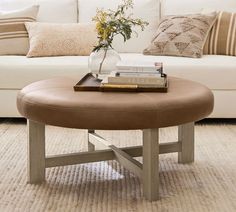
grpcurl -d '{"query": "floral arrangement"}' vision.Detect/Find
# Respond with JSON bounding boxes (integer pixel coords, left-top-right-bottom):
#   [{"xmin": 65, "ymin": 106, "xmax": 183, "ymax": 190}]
[
  {"xmin": 92, "ymin": 0, "xmax": 148, "ymax": 52},
  {"xmin": 91, "ymin": 0, "xmax": 148, "ymax": 75},
  {"xmin": 93, "ymin": 0, "xmax": 148, "ymax": 73}
]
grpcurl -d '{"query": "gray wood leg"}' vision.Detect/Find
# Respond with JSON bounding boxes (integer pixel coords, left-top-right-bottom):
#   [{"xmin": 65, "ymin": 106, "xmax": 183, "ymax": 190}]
[
  {"xmin": 27, "ymin": 119, "xmax": 45, "ymax": 184},
  {"xmin": 178, "ymin": 122, "xmax": 194, "ymax": 164},
  {"xmin": 142, "ymin": 129, "xmax": 159, "ymax": 201},
  {"xmin": 87, "ymin": 130, "xmax": 95, "ymax": 151}
]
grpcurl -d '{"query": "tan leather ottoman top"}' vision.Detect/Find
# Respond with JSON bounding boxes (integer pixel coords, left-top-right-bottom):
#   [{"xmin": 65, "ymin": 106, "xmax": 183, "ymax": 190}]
[{"xmin": 17, "ymin": 77, "xmax": 214, "ymax": 130}]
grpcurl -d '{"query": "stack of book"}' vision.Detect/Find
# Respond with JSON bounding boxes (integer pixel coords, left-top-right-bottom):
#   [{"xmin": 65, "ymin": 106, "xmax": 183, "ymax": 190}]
[
  {"xmin": 74, "ymin": 62, "xmax": 168, "ymax": 92},
  {"xmin": 101, "ymin": 62, "xmax": 167, "ymax": 91},
  {"xmin": 116, "ymin": 61, "xmax": 163, "ymax": 72}
]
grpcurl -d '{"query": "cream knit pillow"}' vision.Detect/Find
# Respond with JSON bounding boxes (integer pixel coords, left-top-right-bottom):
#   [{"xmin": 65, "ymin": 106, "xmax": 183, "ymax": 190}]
[{"xmin": 25, "ymin": 22, "xmax": 98, "ymax": 57}]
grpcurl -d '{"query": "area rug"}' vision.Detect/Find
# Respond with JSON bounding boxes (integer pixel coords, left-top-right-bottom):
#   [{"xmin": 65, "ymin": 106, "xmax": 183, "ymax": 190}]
[{"xmin": 0, "ymin": 119, "xmax": 235, "ymax": 212}]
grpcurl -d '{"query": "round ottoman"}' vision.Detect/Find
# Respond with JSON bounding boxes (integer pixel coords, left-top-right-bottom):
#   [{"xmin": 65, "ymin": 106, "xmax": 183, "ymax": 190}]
[{"xmin": 17, "ymin": 77, "xmax": 214, "ymax": 201}]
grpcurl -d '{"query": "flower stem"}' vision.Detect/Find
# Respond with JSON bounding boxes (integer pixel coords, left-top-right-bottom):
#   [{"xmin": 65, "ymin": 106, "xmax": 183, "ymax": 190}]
[{"xmin": 98, "ymin": 48, "xmax": 108, "ymax": 75}]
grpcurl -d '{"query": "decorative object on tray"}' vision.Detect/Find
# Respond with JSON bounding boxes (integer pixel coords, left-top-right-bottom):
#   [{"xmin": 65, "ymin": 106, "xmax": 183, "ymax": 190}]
[
  {"xmin": 88, "ymin": 0, "xmax": 148, "ymax": 78},
  {"xmin": 88, "ymin": 48, "xmax": 121, "ymax": 76},
  {"xmin": 74, "ymin": 62, "xmax": 168, "ymax": 92}
]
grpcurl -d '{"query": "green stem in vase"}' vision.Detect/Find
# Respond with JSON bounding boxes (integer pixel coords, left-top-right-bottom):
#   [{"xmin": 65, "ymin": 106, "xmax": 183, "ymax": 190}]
[{"xmin": 98, "ymin": 48, "xmax": 108, "ymax": 75}]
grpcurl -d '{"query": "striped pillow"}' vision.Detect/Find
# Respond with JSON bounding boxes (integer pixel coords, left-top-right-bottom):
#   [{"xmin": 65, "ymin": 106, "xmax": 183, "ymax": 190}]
[
  {"xmin": 0, "ymin": 5, "xmax": 39, "ymax": 55},
  {"xmin": 204, "ymin": 11, "xmax": 236, "ymax": 56}
]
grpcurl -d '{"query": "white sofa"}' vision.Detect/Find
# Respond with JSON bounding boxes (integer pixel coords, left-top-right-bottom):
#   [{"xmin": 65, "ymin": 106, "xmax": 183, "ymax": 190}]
[{"xmin": 0, "ymin": 0, "xmax": 236, "ymax": 118}]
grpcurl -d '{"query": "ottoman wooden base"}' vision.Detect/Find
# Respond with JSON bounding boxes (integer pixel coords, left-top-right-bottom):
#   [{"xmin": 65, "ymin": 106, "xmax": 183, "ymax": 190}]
[{"xmin": 27, "ymin": 120, "xmax": 194, "ymax": 201}]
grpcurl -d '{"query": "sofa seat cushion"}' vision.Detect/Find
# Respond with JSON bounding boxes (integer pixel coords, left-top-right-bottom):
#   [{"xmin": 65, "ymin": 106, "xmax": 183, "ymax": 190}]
[
  {"xmin": 0, "ymin": 56, "xmax": 89, "ymax": 89},
  {"xmin": 0, "ymin": 54, "xmax": 235, "ymax": 90},
  {"xmin": 119, "ymin": 54, "xmax": 236, "ymax": 90}
]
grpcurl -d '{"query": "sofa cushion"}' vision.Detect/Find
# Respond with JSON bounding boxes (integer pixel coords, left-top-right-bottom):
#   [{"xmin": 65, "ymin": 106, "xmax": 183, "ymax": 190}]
[
  {"xmin": 25, "ymin": 22, "xmax": 97, "ymax": 57},
  {"xmin": 0, "ymin": 0, "xmax": 78, "ymax": 23},
  {"xmin": 143, "ymin": 12, "xmax": 217, "ymax": 58},
  {"xmin": 162, "ymin": 0, "xmax": 236, "ymax": 16},
  {"xmin": 0, "ymin": 56, "xmax": 89, "ymax": 89},
  {"xmin": 119, "ymin": 54, "xmax": 236, "ymax": 90},
  {"xmin": 0, "ymin": 5, "xmax": 39, "ymax": 55},
  {"xmin": 204, "ymin": 11, "xmax": 236, "ymax": 56},
  {"xmin": 78, "ymin": 0, "xmax": 159, "ymax": 53},
  {"xmin": 0, "ymin": 54, "xmax": 236, "ymax": 90}
]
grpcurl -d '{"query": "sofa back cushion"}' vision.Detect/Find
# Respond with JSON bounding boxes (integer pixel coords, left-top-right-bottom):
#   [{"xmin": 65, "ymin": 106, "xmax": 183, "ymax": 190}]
[
  {"xmin": 0, "ymin": 5, "xmax": 39, "ymax": 55},
  {"xmin": 78, "ymin": 0, "xmax": 160, "ymax": 53},
  {"xmin": 0, "ymin": 0, "xmax": 78, "ymax": 23},
  {"xmin": 162, "ymin": 0, "xmax": 236, "ymax": 16}
]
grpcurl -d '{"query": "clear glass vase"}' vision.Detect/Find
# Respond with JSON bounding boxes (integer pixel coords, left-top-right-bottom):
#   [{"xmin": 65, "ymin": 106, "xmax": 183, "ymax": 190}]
[{"xmin": 88, "ymin": 48, "xmax": 121, "ymax": 77}]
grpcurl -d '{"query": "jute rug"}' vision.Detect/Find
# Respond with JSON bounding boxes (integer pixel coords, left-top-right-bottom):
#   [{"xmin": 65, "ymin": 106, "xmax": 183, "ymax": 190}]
[{"xmin": 0, "ymin": 119, "xmax": 235, "ymax": 212}]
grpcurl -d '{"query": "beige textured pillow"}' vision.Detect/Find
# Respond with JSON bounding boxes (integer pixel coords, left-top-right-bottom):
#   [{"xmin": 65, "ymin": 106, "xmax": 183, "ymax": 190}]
[
  {"xmin": 0, "ymin": 5, "xmax": 39, "ymax": 55},
  {"xmin": 25, "ymin": 22, "xmax": 98, "ymax": 57},
  {"xmin": 204, "ymin": 11, "xmax": 236, "ymax": 56},
  {"xmin": 143, "ymin": 12, "xmax": 217, "ymax": 58}
]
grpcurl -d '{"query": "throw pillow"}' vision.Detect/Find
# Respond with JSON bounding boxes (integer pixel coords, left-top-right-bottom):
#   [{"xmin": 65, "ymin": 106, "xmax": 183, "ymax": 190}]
[
  {"xmin": 143, "ymin": 12, "xmax": 217, "ymax": 58},
  {"xmin": 204, "ymin": 11, "xmax": 236, "ymax": 56},
  {"xmin": 25, "ymin": 22, "xmax": 98, "ymax": 57},
  {"xmin": 0, "ymin": 5, "xmax": 39, "ymax": 55}
]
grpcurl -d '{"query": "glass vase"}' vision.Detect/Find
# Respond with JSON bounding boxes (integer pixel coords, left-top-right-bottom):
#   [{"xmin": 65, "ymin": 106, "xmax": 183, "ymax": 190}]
[{"xmin": 88, "ymin": 48, "xmax": 121, "ymax": 78}]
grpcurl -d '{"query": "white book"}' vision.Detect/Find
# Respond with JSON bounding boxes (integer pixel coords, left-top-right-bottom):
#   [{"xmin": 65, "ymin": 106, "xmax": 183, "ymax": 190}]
[
  {"xmin": 116, "ymin": 61, "xmax": 163, "ymax": 72},
  {"xmin": 102, "ymin": 71, "xmax": 166, "ymax": 86}
]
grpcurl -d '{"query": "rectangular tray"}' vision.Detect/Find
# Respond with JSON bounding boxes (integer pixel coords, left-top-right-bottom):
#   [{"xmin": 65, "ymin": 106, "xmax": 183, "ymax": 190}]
[{"xmin": 74, "ymin": 73, "xmax": 168, "ymax": 92}]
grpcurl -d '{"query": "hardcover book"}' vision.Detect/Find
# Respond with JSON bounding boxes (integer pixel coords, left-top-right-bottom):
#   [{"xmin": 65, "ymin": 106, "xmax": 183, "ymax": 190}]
[
  {"xmin": 116, "ymin": 61, "xmax": 163, "ymax": 72},
  {"xmin": 103, "ymin": 70, "xmax": 165, "ymax": 86}
]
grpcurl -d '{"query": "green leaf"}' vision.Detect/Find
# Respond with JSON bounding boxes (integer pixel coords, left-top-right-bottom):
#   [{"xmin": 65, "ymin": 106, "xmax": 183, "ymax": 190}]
[{"xmin": 92, "ymin": 0, "xmax": 149, "ymax": 50}]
